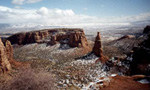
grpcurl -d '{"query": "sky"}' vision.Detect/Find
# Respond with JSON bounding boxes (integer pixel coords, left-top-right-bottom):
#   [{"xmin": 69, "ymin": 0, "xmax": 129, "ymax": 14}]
[{"xmin": 0, "ymin": 0, "xmax": 150, "ymax": 28}]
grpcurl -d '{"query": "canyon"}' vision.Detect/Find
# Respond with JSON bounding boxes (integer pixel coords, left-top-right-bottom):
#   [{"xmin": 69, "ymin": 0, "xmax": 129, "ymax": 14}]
[{"xmin": 0, "ymin": 26, "xmax": 150, "ymax": 90}]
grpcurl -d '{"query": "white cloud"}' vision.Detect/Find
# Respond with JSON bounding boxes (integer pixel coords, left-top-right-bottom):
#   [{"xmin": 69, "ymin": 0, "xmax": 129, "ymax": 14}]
[
  {"xmin": 37, "ymin": 7, "xmax": 49, "ymax": 15},
  {"xmin": 0, "ymin": 6, "xmax": 150, "ymax": 28},
  {"xmin": 26, "ymin": 0, "xmax": 42, "ymax": 3},
  {"xmin": 12, "ymin": 0, "xmax": 42, "ymax": 5},
  {"xmin": 83, "ymin": 8, "xmax": 88, "ymax": 11}
]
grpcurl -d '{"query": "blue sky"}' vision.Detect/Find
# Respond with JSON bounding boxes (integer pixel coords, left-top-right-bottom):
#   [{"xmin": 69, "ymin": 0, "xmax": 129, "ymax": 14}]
[
  {"xmin": 0, "ymin": 0, "xmax": 150, "ymax": 27},
  {"xmin": 0, "ymin": 0, "xmax": 150, "ymax": 17}
]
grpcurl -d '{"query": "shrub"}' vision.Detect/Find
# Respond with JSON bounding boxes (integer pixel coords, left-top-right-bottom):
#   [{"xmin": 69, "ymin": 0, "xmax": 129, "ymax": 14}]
[{"xmin": 0, "ymin": 68, "xmax": 56, "ymax": 90}]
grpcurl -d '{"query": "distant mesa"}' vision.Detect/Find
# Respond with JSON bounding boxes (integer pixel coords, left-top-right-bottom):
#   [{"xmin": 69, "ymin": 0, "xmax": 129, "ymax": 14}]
[
  {"xmin": 7, "ymin": 28, "xmax": 89, "ymax": 48},
  {"xmin": 117, "ymin": 35, "xmax": 135, "ymax": 41}
]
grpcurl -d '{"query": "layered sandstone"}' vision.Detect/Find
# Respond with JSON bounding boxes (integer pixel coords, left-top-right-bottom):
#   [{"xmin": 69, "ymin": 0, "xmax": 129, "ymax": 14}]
[
  {"xmin": 5, "ymin": 40, "xmax": 14, "ymax": 61},
  {"xmin": 93, "ymin": 32, "xmax": 108, "ymax": 63},
  {"xmin": 8, "ymin": 28, "xmax": 88, "ymax": 48},
  {"xmin": 0, "ymin": 38, "xmax": 11, "ymax": 73},
  {"xmin": 7, "ymin": 30, "xmax": 49, "ymax": 45},
  {"xmin": 93, "ymin": 32, "xmax": 102, "ymax": 57}
]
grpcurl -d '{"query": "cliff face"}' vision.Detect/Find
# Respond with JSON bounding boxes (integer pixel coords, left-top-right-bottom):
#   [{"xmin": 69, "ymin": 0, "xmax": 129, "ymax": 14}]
[
  {"xmin": 129, "ymin": 26, "xmax": 150, "ymax": 75},
  {"xmin": 7, "ymin": 30, "xmax": 49, "ymax": 45},
  {"xmin": 7, "ymin": 28, "xmax": 88, "ymax": 48},
  {"xmin": 0, "ymin": 38, "xmax": 11, "ymax": 73},
  {"xmin": 124, "ymin": 25, "xmax": 150, "ymax": 75},
  {"xmin": 5, "ymin": 40, "xmax": 14, "ymax": 61},
  {"xmin": 69, "ymin": 32, "xmax": 88, "ymax": 48}
]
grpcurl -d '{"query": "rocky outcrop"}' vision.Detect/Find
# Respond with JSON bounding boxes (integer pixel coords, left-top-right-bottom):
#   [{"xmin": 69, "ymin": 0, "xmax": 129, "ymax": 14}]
[
  {"xmin": 8, "ymin": 28, "xmax": 88, "ymax": 48},
  {"xmin": 93, "ymin": 32, "xmax": 102, "ymax": 57},
  {"xmin": 128, "ymin": 26, "xmax": 150, "ymax": 75},
  {"xmin": 0, "ymin": 38, "xmax": 11, "ymax": 73},
  {"xmin": 93, "ymin": 32, "xmax": 108, "ymax": 63},
  {"xmin": 5, "ymin": 40, "xmax": 22, "ymax": 67},
  {"xmin": 49, "ymin": 31, "xmax": 88, "ymax": 48},
  {"xmin": 0, "ymin": 38, "xmax": 24, "ymax": 74},
  {"xmin": 69, "ymin": 32, "xmax": 88, "ymax": 48},
  {"xmin": 5, "ymin": 40, "xmax": 14, "ymax": 61},
  {"xmin": 143, "ymin": 25, "xmax": 150, "ymax": 34},
  {"xmin": 7, "ymin": 30, "xmax": 50, "ymax": 45},
  {"xmin": 117, "ymin": 35, "xmax": 135, "ymax": 41},
  {"xmin": 49, "ymin": 36, "xmax": 58, "ymax": 45},
  {"xmin": 100, "ymin": 75, "xmax": 150, "ymax": 90}
]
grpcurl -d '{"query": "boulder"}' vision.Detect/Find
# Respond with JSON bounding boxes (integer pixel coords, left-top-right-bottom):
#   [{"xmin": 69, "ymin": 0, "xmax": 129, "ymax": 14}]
[{"xmin": 0, "ymin": 38, "xmax": 11, "ymax": 73}]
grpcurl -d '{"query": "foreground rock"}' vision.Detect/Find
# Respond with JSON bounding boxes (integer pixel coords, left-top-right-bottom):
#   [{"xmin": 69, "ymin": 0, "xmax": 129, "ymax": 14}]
[
  {"xmin": 0, "ymin": 38, "xmax": 11, "ymax": 73},
  {"xmin": 100, "ymin": 75, "xmax": 150, "ymax": 90},
  {"xmin": 127, "ymin": 26, "xmax": 150, "ymax": 75},
  {"xmin": 143, "ymin": 25, "xmax": 150, "ymax": 34},
  {"xmin": 0, "ymin": 38, "xmax": 25, "ymax": 74},
  {"xmin": 8, "ymin": 28, "xmax": 89, "ymax": 48},
  {"xmin": 5, "ymin": 40, "xmax": 14, "ymax": 61},
  {"xmin": 93, "ymin": 32, "xmax": 108, "ymax": 63}
]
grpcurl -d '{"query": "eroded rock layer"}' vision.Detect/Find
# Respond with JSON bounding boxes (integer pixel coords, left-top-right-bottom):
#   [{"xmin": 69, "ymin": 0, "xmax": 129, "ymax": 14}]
[
  {"xmin": 93, "ymin": 32, "xmax": 108, "ymax": 63},
  {"xmin": 7, "ymin": 28, "xmax": 88, "ymax": 48},
  {"xmin": 93, "ymin": 32, "xmax": 102, "ymax": 57},
  {"xmin": 0, "ymin": 38, "xmax": 11, "ymax": 73}
]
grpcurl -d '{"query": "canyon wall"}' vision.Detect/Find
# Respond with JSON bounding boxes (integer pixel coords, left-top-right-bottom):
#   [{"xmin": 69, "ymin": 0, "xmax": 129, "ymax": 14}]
[{"xmin": 7, "ymin": 28, "xmax": 88, "ymax": 48}]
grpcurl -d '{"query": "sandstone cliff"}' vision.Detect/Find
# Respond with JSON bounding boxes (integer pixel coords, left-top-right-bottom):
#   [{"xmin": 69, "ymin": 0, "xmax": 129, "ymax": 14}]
[
  {"xmin": 7, "ymin": 28, "xmax": 88, "ymax": 48},
  {"xmin": 0, "ymin": 38, "xmax": 11, "ymax": 73}
]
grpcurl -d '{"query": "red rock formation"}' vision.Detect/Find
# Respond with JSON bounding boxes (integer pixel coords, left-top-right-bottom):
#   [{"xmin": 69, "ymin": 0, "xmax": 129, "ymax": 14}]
[
  {"xmin": 117, "ymin": 35, "xmax": 135, "ymax": 41},
  {"xmin": 93, "ymin": 32, "xmax": 102, "ymax": 56},
  {"xmin": 49, "ymin": 36, "xmax": 58, "ymax": 45},
  {"xmin": 69, "ymin": 32, "xmax": 88, "ymax": 48},
  {"xmin": 93, "ymin": 32, "xmax": 108, "ymax": 63},
  {"xmin": 5, "ymin": 40, "xmax": 14, "ymax": 61},
  {"xmin": 100, "ymin": 75, "xmax": 150, "ymax": 90},
  {"xmin": 5, "ymin": 40, "xmax": 23, "ymax": 67},
  {"xmin": 7, "ymin": 30, "xmax": 50, "ymax": 45},
  {"xmin": 7, "ymin": 28, "xmax": 87, "ymax": 48},
  {"xmin": 49, "ymin": 31, "xmax": 89, "ymax": 48},
  {"xmin": 0, "ymin": 38, "xmax": 11, "ymax": 73}
]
